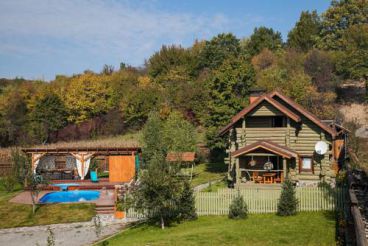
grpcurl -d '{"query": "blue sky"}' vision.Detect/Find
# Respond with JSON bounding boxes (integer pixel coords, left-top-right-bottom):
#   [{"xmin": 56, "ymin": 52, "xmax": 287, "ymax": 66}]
[{"xmin": 0, "ymin": 0, "xmax": 331, "ymax": 81}]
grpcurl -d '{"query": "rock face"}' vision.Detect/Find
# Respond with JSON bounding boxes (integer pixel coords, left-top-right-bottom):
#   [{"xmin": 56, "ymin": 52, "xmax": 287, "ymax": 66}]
[{"xmin": 356, "ymin": 127, "xmax": 368, "ymax": 139}]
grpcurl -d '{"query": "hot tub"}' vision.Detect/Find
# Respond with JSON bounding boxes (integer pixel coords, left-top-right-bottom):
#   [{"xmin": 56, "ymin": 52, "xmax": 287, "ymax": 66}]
[{"xmin": 39, "ymin": 190, "xmax": 100, "ymax": 203}]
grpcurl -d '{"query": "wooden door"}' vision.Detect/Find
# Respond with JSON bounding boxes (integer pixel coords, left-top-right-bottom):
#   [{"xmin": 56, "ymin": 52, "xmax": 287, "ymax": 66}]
[{"xmin": 109, "ymin": 155, "xmax": 135, "ymax": 182}]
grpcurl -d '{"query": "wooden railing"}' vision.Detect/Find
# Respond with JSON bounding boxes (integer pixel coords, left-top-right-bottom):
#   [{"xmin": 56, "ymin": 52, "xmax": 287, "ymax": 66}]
[{"xmin": 127, "ymin": 186, "xmax": 347, "ymax": 218}]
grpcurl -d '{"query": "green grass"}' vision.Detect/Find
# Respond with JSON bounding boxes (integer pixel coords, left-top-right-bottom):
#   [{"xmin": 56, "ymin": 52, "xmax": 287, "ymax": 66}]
[
  {"xmin": 101, "ymin": 212, "xmax": 336, "ymax": 246},
  {"xmin": 190, "ymin": 162, "xmax": 227, "ymax": 187},
  {"xmin": 0, "ymin": 190, "xmax": 95, "ymax": 229},
  {"xmin": 202, "ymin": 179, "xmax": 228, "ymax": 192}
]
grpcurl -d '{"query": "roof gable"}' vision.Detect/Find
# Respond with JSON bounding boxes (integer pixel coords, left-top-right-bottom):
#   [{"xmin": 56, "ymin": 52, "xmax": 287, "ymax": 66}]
[
  {"xmin": 268, "ymin": 91, "xmax": 336, "ymax": 137},
  {"xmin": 231, "ymin": 140, "xmax": 298, "ymax": 159},
  {"xmin": 219, "ymin": 94, "xmax": 301, "ymax": 135}
]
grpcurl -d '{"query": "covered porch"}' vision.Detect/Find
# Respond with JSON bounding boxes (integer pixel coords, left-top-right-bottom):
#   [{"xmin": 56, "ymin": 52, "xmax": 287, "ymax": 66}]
[{"xmin": 231, "ymin": 141, "xmax": 298, "ymax": 185}]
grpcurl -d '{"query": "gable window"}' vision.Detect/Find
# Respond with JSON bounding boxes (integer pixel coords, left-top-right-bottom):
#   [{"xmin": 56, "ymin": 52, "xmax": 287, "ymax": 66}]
[
  {"xmin": 272, "ymin": 116, "xmax": 285, "ymax": 127},
  {"xmin": 300, "ymin": 157, "xmax": 313, "ymax": 173}
]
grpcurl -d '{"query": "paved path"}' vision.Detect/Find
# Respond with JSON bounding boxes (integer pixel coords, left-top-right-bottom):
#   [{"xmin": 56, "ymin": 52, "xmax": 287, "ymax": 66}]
[
  {"xmin": 193, "ymin": 179, "xmax": 221, "ymax": 192},
  {"xmin": 0, "ymin": 216, "xmax": 137, "ymax": 246}
]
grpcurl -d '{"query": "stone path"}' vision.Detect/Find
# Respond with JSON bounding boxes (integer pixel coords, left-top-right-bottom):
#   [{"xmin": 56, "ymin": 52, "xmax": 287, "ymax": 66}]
[{"xmin": 0, "ymin": 215, "xmax": 138, "ymax": 246}]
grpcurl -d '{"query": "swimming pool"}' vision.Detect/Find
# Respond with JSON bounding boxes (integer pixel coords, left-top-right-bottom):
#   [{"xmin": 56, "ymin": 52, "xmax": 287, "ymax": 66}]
[{"xmin": 39, "ymin": 190, "xmax": 100, "ymax": 203}]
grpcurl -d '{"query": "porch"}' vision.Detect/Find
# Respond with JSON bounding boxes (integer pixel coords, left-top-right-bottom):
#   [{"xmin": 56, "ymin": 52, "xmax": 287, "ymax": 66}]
[{"xmin": 231, "ymin": 140, "xmax": 298, "ymax": 185}]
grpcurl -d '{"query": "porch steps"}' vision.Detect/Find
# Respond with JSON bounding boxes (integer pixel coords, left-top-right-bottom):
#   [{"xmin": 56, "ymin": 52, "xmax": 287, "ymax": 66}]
[{"xmin": 95, "ymin": 204, "xmax": 115, "ymax": 215}]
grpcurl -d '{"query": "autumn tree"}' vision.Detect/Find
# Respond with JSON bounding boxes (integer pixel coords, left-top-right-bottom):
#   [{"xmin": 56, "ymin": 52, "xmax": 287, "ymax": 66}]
[
  {"xmin": 28, "ymin": 92, "xmax": 68, "ymax": 143},
  {"xmin": 304, "ymin": 49, "xmax": 336, "ymax": 91},
  {"xmin": 64, "ymin": 73, "xmax": 114, "ymax": 123}
]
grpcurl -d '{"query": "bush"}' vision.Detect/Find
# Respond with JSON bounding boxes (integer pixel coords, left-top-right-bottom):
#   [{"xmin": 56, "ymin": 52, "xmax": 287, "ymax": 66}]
[
  {"xmin": 277, "ymin": 179, "xmax": 298, "ymax": 216},
  {"xmin": 228, "ymin": 192, "xmax": 248, "ymax": 219},
  {"xmin": 1, "ymin": 175, "xmax": 17, "ymax": 192}
]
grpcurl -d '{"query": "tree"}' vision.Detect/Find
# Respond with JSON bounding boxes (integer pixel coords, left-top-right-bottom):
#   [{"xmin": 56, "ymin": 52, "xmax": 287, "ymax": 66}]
[
  {"xmin": 205, "ymin": 58, "xmax": 255, "ymax": 129},
  {"xmin": 178, "ymin": 179, "xmax": 197, "ymax": 220},
  {"xmin": 162, "ymin": 112, "xmax": 197, "ymax": 152},
  {"xmin": 134, "ymin": 113, "xmax": 197, "ymax": 229},
  {"xmin": 135, "ymin": 113, "xmax": 182, "ymax": 229},
  {"xmin": 28, "ymin": 93, "xmax": 68, "ymax": 143},
  {"xmin": 287, "ymin": 11, "xmax": 321, "ymax": 52},
  {"xmin": 277, "ymin": 179, "xmax": 298, "ymax": 216},
  {"xmin": 247, "ymin": 27, "xmax": 283, "ymax": 56},
  {"xmin": 335, "ymin": 24, "xmax": 368, "ymax": 79},
  {"xmin": 140, "ymin": 112, "xmax": 167, "ymax": 164},
  {"xmin": 64, "ymin": 73, "xmax": 114, "ymax": 123},
  {"xmin": 0, "ymin": 85, "xmax": 29, "ymax": 146},
  {"xmin": 204, "ymin": 58, "xmax": 255, "ymax": 150},
  {"xmin": 29, "ymin": 174, "xmax": 48, "ymax": 214},
  {"xmin": 147, "ymin": 45, "xmax": 195, "ymax": 85},
  {"xmin": 198, "ymin": 33, "xmax": 241, "ymax": 70},
  {"xmin": 318, "ymin": 0, "xmax": 368, "ymax": 50},
  {"xmin": 228, "ymin": 191, "xmax": 248, "ymax": 219},
  {"xmin": 101, "ymin": 64, "xmax": 114, "ymax": 75},
  {"xmin": 304, "ymin": 49, "xmax": 336, "ymax": 92},
  {"xmin": 120, "ymin": 84, "xmax": 162, "ymax": 129},
  {"xmin": 251, "ymin": 48, "xmax": 277, "ymax": 71}
]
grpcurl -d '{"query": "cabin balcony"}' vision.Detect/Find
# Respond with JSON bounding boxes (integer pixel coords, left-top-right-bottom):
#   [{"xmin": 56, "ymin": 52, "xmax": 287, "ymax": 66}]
[{"xmin": 236, "ymin": 127, "xmax": 289, "ymax": 146}]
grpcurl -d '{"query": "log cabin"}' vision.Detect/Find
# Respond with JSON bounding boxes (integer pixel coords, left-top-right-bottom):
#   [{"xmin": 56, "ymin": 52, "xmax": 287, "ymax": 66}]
[{"xmin": 219, "ymin": 90, "xmax": 348, "ymax": 187}]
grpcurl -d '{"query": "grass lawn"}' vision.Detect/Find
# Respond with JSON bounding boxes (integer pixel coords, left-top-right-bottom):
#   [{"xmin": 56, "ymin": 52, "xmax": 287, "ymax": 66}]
[
  {"xmin": 190, "ymin": 162, "xmax": 227, "ymax": 187},
  {"xmin": 0, "ymin": 190, "xmax": 95, "ymax": 229},
  {"xmin": 102, "ymin": 212, "xmax": 336, "ymax": 246}
]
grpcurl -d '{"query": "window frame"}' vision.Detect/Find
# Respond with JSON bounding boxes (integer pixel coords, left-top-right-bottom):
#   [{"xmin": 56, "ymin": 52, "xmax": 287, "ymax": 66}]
[{"xmin": 299, "ymin": 156, "xmax": 314, "ymax": 173}]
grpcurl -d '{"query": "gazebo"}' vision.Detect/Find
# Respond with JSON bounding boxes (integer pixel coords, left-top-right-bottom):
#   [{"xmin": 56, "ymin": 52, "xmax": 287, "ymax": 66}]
[{"xmin": 22, "ymin": 146, "xmax": 141, "ymax": 184}]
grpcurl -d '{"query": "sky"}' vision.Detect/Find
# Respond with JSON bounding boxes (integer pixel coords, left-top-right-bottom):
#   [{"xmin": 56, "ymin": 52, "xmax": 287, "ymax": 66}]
[{"xmin": 0, "ymin": 0, "xmax": 331, "ymax": 81}]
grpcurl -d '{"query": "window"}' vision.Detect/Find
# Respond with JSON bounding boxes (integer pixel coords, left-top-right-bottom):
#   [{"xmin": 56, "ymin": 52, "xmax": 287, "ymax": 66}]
[
  {"xmin": 272, "ymin": 116, "xmax": 284, "ymax": 127},
  {"xmin": 300, "ymin": 157, "xmax": 313, "ymax": 172}
]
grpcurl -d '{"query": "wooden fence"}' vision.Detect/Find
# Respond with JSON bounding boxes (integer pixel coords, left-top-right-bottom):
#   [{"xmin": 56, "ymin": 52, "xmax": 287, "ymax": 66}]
[
  {"xmin": 0, "ymin": 152, "xmax": 12, "ymax": 177},
  {"xmin": 126, "ymin": 186, "xmax": 347, "ymax": 218}
]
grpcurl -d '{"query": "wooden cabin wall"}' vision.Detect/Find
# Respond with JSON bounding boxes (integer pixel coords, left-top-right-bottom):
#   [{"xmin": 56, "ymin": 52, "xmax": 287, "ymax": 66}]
[{"xmin": 227, "ymin": 99, "xmax": 336, "ymax": 184}]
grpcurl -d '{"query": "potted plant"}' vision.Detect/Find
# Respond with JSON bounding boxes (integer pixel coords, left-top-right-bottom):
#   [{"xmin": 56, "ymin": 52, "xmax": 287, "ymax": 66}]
[{"xmin": 115, "ymin": 201, "xmax": 125, "ymax": 219}]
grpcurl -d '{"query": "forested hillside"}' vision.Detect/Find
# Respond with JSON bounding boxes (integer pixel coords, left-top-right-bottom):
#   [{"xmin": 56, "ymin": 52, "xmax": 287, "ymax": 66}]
[{"xmin": 0, "ymin": 0, "xmax": 367, "ymax": 149}]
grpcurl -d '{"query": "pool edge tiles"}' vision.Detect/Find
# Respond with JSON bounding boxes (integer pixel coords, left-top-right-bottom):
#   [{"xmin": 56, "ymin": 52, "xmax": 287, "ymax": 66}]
[{"xmin": 39, "ymin": 190, "xmax": 101, "ymax": 204}]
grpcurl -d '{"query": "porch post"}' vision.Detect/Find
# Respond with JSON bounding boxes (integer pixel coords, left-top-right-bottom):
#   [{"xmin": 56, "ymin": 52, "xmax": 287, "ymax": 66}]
[
  {"xmin": 235, "ymin": 158, "xmax": 240, "ymax": 185},
  {"xmin": 283, "ymin": 157, "xmax": 287, "ymax": 180}
]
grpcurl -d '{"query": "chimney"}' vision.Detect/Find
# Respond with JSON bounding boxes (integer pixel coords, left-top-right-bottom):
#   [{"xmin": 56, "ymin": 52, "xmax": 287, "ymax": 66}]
[{"xmin": 249, "ymin": 88, "xmax": 266, "ymax": 104}]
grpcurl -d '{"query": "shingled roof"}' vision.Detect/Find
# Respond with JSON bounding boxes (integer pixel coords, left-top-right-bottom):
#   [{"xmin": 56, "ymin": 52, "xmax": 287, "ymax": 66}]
[
  {"xmin": 231, "ymin": 140, "xmax": 298, "ymax": 159},
  {"xmin": 166, "ymin": 152, "xmax": 196, "ymax": 162}
]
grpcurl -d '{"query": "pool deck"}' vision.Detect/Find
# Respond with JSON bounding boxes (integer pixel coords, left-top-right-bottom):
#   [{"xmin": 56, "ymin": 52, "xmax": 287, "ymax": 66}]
[{"xmin": 9, "ymin": 189, "xmax": 115, "ymax": 206}]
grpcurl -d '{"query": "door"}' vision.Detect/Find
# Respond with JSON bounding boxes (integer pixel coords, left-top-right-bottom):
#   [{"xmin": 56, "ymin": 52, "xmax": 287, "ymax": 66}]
[{"xmin": 108, "ymin": 155, "xmax": 135, "ymax": 182}]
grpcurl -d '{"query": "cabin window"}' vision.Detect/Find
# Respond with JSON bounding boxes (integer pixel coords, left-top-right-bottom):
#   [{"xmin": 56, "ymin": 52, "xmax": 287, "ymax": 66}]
[
  {"xmin": 272, "ymin": 116, "xmax": 285, "ymax": 127},
  {"xmin": 300, "ymin": 157, "xmax": 313, "ymax": 172}
]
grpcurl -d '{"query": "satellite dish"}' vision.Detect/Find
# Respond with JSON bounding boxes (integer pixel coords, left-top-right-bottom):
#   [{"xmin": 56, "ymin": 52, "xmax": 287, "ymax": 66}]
[{"xmin": 315, "ymin": 141, "xmax": 328, "ymax": 155}]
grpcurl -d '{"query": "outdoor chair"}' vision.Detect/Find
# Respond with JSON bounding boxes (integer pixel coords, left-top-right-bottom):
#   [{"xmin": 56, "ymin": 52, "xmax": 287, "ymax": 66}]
[
  {"xmin": 90, "ymin": 170, "xmax": 99, "ymax": 182},
  {"xmin": 253, "ymin": 171, "xmax": 264, "ymax": 183}
]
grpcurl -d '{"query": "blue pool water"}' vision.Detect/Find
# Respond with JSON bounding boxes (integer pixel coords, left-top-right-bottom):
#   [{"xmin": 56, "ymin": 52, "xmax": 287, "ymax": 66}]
[
  {"xmin": 39, "ymin": 190, "xmax": 100, "ymax": 203},
  {"xmin": 52, "ymin": 183, "xmax": 80, "ymax": 191}
]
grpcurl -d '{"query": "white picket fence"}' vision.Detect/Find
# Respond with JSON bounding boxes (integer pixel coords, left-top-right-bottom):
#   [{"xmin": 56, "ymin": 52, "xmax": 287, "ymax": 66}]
[{"xmin": 126, "ymin": 186, "xmax": 347, "ymax": 218}]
